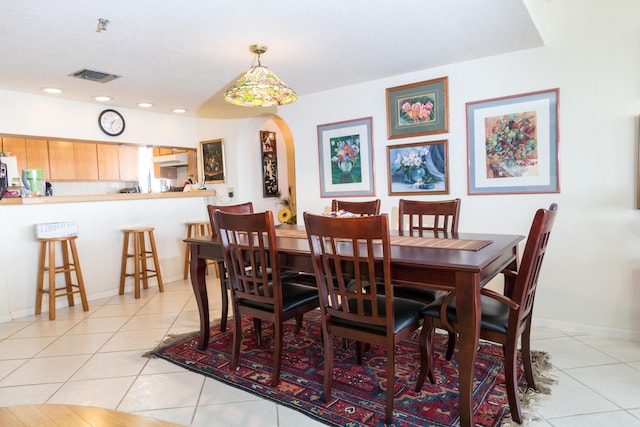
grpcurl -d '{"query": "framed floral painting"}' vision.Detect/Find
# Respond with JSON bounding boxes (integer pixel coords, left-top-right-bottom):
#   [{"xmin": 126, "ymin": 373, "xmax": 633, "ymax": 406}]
[
  {"xmin": 386, "ymin": 76, "xmax": 449, "ymax": 139},
  {"xmin": 387, "ymin": 140, "xmax": 449, "ymax": 195},
  {"xmin": 317, "ymin": 117, "xmax": 375, "ymax": 198},
  {"xmin": 466, "ymin": 88, "xmax": 560, "ymax": 195}
]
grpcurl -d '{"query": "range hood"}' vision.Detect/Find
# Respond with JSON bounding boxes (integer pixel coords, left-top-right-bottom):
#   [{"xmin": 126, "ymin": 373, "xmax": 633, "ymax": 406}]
[{"xmin": 151, "ymin": 152, "xmax": 189, "ymax": 167}]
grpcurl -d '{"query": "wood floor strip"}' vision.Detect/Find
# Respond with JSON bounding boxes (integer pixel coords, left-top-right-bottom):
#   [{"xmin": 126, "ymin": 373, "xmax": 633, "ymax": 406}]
[{"xmin": 0, "ymin": 405, "xmax": 185, "ymax": 427}]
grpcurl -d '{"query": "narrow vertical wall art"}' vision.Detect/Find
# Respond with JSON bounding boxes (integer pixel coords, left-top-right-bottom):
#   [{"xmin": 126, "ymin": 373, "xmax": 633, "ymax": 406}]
[{"xmin": 261, "ymin": 130, "xmax": 279, "ymax": 197}]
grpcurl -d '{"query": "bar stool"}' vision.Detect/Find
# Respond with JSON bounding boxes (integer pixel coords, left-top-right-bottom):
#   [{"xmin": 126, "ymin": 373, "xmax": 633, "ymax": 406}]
[
  {"xmin": 35, "ymin": 222, "xmax": 89, "ymax": 320},
  {"xmin": 184, "ymin": 221, "xmax": 215, "ymax": 279},
  {"xmin": 119, "ymin": 227, "xmax": 164, "ymax": 299}
]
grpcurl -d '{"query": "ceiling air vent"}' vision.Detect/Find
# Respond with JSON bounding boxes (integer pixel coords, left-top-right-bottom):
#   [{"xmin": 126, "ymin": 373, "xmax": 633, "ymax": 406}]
[{"xmin": 68, "ymin": 69, "xmax": 120, "ymax": 83}]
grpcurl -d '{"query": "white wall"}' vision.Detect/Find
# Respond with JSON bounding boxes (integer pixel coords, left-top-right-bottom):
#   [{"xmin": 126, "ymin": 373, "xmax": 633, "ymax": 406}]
[
  {"xmin": 278, "ymin": 0, "xmax": 640, "ymax": 339},
  {"xmin": 1, "ymin": 0, "xmax": 639, "ymax": 339},
  {"xmin": 195, "ymin": 115, "xmax": 291, "ymax": 215},
  {"xmin": 0, "ymin": 90, "xmax": 199, "ymax": 147}
]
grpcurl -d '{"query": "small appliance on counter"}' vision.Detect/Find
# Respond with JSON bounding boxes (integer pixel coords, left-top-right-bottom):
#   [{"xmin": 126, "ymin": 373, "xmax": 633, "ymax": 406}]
[
  {"xmin": 0, "ymin": 158, "xmax": 7, "ymax": 199},
  {"xmin": 22, "ymin": 168, "xmax": 45, "ymax": 196},
  {"xmin": 119, "ymin": 186, "xmax": 141, "ymax": 193}
]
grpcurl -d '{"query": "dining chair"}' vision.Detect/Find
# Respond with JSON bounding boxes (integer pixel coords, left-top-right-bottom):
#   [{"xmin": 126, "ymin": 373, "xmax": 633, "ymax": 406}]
[
  {"xmin": 398, "ymin": 198, "xmax": 460, "ymax": 235},
  {"xmin": 415, "ymin": 203, "xmax": 558, "ymax": 424},
  {"xmin": 295, "ymin": 199, "xmax": 380, "ymax": 288},
  {"xmin": 207, "ymin": 202, "xmax": 254, "ymax": 332},
  {"xmin": 393, "ymin": 198, "xmax": 462, "ymax": 323},
  {"xmin": 215, "ymin": 210, "xmax": 320, "ymax": 387},
  {"xmin": 303, "ymin": 212, "xmax": 428, "ymax": 425},
  {"xmin": 330, "ymin": 199, "xmax": 381, "ymax": 216}
]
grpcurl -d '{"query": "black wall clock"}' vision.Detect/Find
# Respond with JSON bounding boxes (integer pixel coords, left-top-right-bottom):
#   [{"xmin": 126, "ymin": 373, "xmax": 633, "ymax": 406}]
[{"xmin": 98, "ymin": 109, "xmax": 125, "ymax": 136}]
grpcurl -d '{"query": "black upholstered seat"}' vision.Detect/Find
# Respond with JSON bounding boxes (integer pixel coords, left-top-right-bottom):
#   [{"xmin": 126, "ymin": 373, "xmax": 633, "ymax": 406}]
[
  {"xmin": 416, "ymin": 203, "xmax": 558, "ymax": 424},
  {"xmin": 304, "ymin": 212, "xmax": 427, "ymax": 425},
  {"xmin": 216, "ymin": 209, "xmax": 320, "ymax": 387}
]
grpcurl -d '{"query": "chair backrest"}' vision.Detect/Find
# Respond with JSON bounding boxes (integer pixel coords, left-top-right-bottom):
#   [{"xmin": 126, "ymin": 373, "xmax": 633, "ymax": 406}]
[
  {"xmin": 398, "ymin": 198, "xmax": 460, "ymax": 234},
  {"xmin": 330, "ymin": 199, "xmax": 381, "ymax": 216},
  {"xmin": 207, "ymin": 202, "xmax": 254, "ymax": 241},
  {"xmin": 304, "ymin": 212, "xmax": 393, "ymax": 330},
  {"xmin": 215, "ymin": 210, "xmax": 282, "ymax": 308},
  {"xmin": 511, "ymin": 203, "xmax": 558, "ymax": 331}
]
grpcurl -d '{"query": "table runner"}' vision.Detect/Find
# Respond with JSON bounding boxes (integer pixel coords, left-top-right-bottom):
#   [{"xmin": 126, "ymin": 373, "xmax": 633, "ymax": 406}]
[{"xmin": 275, "ymin": 228, "xmax": 492, "ymax": 251}]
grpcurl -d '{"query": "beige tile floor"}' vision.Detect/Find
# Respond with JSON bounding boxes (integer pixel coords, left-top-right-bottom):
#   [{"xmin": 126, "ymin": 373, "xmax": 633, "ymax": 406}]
[{"xmin": 1, "ymin": 277, "xmax": 640, "ymax": 427}]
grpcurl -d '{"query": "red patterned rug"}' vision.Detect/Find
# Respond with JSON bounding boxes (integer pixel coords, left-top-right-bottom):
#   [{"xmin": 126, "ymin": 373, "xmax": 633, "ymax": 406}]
[{"xmin": 149, "ymin": 310, "xmax": 547, "ymax": 427}]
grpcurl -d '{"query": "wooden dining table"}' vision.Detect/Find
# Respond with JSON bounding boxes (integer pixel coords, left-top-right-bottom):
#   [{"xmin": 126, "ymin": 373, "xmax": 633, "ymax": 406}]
[{"xmin": 185, "ymin": 224, "xmax": 523, "ymax": 427}]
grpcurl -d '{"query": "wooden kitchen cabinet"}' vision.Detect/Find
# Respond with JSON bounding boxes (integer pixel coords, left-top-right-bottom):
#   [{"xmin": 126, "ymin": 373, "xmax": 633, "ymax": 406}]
[
  {"xmin": 3, "ymin": 137, "xmax": 51, "ymax": 180},
  {"xmin": 187, "ymin": 150, "xmax": 198, "ymax": 181},
  {"xmin": 2, "ymin": 137, "xmax": 28, "ymax": 173},
  {"xmin": 152, "ymin": 148, "xmax": 171, "ymax": 178},
  {"xmin": 97, "ymin": 144, "xmax": 138, "ymax": 181},
  {"xmin": 26, "ymin": 139, "xmax": 50, "ymax": 179},
  {"xmin": 74, "ymin": 142, "xmax": 98, "ymax": 180},
  {"xmin": 118, "ymin": 145, "xmax": 139, "ymax": 181},
  {"xmin": 3, "ymin": 132, "xmax": 196, "ymax": 184},
  {"xmin": 97, "ymin": 143, "xmax": 120, "ymax": 181},
  {"xmin": 49, "ymin": 141, "xmax": 100, "ymax": 181},
  {"xmin": 48, "ymin": 140, "xmax": 76, "ymax": 180}
]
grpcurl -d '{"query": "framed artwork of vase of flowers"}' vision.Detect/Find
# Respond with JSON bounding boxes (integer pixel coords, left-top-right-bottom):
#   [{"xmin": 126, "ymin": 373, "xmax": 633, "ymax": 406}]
[
  {"xmin": 387, "ymin": 140, "xmax": 449, "ymax": 195},
  {"xmin": 466, "ymin": 88, "xmax": 560, "ymax": 195},
  {"xmin": 386, "ymin": 76, "xmax": 449, "ymax": 139},
  {"xmin": 317, "ymin": 117, "xmax": 375, "ymax": 198},
  {"xmin": 199, "ymin": 138, "xmax": 226, "ymax": 183}
]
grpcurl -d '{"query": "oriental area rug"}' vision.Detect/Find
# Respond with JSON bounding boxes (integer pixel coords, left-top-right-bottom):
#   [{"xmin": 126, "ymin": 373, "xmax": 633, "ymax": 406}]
[{"xmin": 148, "ymin": 311, "xmax": 553, "ymax": 427}]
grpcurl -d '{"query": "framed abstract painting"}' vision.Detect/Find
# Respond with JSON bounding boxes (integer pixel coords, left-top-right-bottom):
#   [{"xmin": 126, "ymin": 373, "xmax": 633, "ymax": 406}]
[{"xmin": 260, "ymin": 130, "xmax": 279, "ymax": 197}]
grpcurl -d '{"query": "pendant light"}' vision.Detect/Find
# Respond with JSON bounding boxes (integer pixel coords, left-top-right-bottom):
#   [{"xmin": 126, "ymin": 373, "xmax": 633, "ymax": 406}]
[{"xmin": 224, "ymin": 44, "xmax": 297, "ymax": 107}]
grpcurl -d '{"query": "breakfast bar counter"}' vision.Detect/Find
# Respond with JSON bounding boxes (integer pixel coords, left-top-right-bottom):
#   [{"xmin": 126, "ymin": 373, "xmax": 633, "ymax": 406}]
[
  {"xmin": 0, "ymin": 190, "xmax": 217, "ymax": 205},
  {"xmin": 0, "ymin": 189, "xmax": 218, "ymax": 321}
]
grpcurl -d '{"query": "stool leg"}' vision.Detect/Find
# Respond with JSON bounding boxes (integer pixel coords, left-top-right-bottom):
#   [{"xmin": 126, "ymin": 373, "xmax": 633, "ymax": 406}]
[
  {"xmin": 47, "ymin": 240, "xmax": 56, "ymax": 320},
  {"xmin": 139, "ymin": 231, "xmax": 150, "ymax": 291},
  {"xmin": 36, "ymin": 241, "xmax": 46, "ymax": 315},
  {"xmin": 134, "ymin": 231, "xmax": 141, "ymax": 299},
  {"xmin": 61, "ymin": 240, "xmax": 75, "ymax": 307},
  {"xmin": 119, "ymin": 232, "xmax": 130, "ymax": 295},
  {"xmin": 69, "ymin": 239, "xmax": 89, "ymax": 312},
  {"xmin": 148, "ymin": 231, "xmax": 164, "ymax": 292}
]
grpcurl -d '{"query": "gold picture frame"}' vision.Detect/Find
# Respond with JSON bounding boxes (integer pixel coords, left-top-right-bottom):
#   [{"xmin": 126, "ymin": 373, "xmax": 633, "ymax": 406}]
[
  {"xmin": 386, "ymin": 76, "xmax": 449, "ymax": 139},
  {"xmin": 199, "ymin": 138, "xmax": 226, "ymax": 183}
]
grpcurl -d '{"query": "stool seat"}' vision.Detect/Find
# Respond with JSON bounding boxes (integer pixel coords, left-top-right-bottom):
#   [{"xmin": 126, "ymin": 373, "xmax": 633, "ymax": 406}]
[
  {"xmin": 119, "ymin": 227, "xmax": 164, "ymax": 299},
  {"xmin": 35, "ymin": 224, "xmax": 89, "ymax": 320},
  {"xmin": 184, "ymin": 221, "xmax": 215, "ymax": 279}
]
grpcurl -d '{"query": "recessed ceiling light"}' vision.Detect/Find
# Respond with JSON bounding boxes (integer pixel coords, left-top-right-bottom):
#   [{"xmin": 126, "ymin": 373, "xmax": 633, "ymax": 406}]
[
  {"xmin": 94, "ymin": 96, "xmax": 112, "ymax": 102},
  {"xmin": 172, "ymin": 108, "xmax": 187, "ymax": 114},
  {"xmin": 43, "ymin": 87, "xmax": 62, "ymax": 94},
  {"xmin": 138, "ymin": 102, "xmax": 153, "ymax": 108}
]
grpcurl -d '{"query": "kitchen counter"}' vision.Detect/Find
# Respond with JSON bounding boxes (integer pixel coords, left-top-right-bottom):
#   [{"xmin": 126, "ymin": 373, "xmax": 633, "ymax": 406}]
[{"xmin": 0, "ymin": 189, "xmax": 217, "ymax": 205}]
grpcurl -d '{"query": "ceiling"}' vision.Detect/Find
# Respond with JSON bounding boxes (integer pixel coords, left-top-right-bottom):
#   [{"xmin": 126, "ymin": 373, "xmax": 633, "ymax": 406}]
[{"xmin": 0, "ymin": 1, "xmax": 543, "ymax": 119}]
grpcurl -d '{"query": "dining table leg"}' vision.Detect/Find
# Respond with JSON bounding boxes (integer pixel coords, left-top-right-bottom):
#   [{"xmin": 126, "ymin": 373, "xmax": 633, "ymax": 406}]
[
  {"xmin": 454, "ymin": 271, "xmax": 482, "ymax": 427},
  {"xmin": 190, "ymin": 245, "xmax": 210, "ymax": 350}
]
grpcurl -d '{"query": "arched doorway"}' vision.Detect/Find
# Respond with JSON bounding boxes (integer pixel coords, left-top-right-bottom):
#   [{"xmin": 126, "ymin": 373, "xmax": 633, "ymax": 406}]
[{"xmin": 242, "ymin": 115, "xmax": 297, "ymax": 223}]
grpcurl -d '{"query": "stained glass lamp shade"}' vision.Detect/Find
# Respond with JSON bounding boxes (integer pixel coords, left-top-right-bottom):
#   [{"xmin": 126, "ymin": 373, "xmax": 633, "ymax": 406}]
[{"xmin": 224, "ymin": 44, "xmax": 297, "ymax": 107}]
